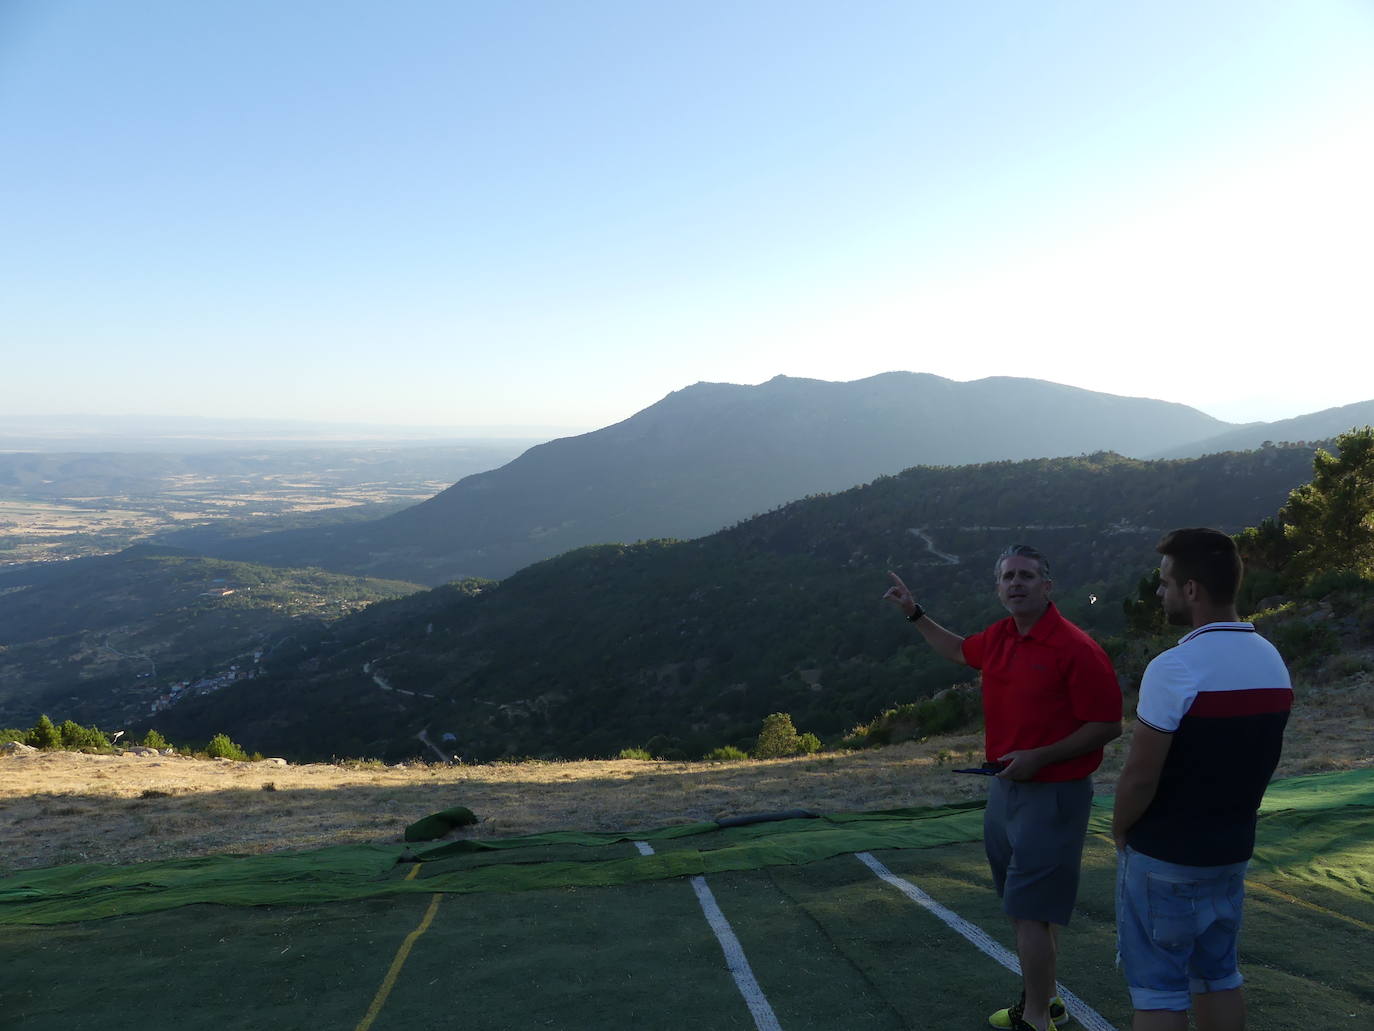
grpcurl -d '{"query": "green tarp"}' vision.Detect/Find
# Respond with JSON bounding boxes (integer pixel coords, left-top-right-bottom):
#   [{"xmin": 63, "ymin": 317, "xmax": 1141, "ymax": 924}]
[{"xmin": 2, "ymin": 768, "xmax": 1370, "ymax": 927}]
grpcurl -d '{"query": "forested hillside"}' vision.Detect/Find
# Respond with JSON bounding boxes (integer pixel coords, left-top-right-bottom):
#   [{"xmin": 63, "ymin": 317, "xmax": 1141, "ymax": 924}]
[
  {"xmin": 0, "ymin": 548, "xmax": 422, "ymax": 730},
  {"xmin": 150, "ymin": 445, "xmax": 1321, "ymax": 762}
]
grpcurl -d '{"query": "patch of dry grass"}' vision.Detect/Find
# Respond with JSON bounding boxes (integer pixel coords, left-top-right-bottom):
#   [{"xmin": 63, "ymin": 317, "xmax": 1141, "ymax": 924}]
[
  {"xmin": 3, "ymin": 666, "xmax": 1370, "ymax": 877},
  {"xmin": 0, "ymin": 735, "xmax": 980, "ymax": 873}
]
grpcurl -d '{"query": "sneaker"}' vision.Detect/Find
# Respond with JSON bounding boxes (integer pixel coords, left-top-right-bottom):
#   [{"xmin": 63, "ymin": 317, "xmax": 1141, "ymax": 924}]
[
  {"xmin": 1009, "ymin": 1019, "xmax": 1057, "ymax": 1031},
  {"xmin": 988, "ymin": 992, "xmax": 1069, "ymax": 1029}
]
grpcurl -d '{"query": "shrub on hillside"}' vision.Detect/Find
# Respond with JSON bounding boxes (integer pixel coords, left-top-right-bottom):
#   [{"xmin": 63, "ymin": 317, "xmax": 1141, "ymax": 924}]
[
  {"xmin": 752, "ymin": 712, "xmax": 819, "ymax": 759},
  {"xmin": 59, "ymin": 720, "xmax": 110, "ymax": 752},
  {"xmin": 704, "ymin": 745, "xmax": 749, "ymax": 761},
  {"xmin": 205, "ymin": 733, "xmax": 250, "ymax": 761},
  {"xmin": 618, "ymin": 747, "xmax": 653, "ymax": 760},
  {"xmin": 1326, "ymin": 653, "xmax": 1374, "ymax": 678},
  {"xmin": 1265, "ymin": 619, "xmax": 1340, "ymax": 672},
  {"xmin": 843, "ymin": 685, "xmax": 982, "ymax": 749},
  {"xmin": 0, "ymin": 728, "xmax": 25, "ymax": 745},
  {"xmin": 140, "ymin": 729, "xmax": 170, "ymax": 750},
  {"xmin": 1301, "ymin": 569, "xmax": 1374, "ymax": 602}
]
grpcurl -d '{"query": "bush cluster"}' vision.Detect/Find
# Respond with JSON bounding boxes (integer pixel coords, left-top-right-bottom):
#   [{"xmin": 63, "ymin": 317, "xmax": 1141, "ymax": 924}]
[
  {"xmin": 704, "ymin": 745, "xmax": 749, "ymax": 761},
  {"xmin": 752, "ymin": 712, "xmax": 821, "ymax": 759},
  {"xmin": 842, "ymin": 685, "xmax": 982, "ymax": 749},
  {"xmin": 0, "ymin": 715, "xmax": 259, "ymax": 762},
  {"xmin": 205, "ymin": 733, "xmax": 253, "ymax": 761}
]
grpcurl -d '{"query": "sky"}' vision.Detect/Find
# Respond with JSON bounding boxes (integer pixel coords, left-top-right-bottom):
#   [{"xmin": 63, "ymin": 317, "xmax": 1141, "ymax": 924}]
[{"xmin": 2, "ymin": 1, "xmax": 1372, "ymax": 435}]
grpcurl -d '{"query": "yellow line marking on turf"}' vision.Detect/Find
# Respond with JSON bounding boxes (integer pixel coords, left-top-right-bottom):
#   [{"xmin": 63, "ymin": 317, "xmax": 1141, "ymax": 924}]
[
  {"xmin": 1092, "ymin": 833, "xmax": 1374, "ymax": 935},
  {"xmin": 355, "ymin": 865, "xmax": 442, "ymax": 1031}
]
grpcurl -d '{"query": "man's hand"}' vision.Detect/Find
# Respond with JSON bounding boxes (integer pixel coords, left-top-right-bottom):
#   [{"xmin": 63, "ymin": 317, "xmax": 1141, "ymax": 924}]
[
  {"xmin": 883, "ymin": 572, "xmax": 967, "ymax": 665},
  {"xmin": 996, "ymin": 748, "xmax": 1048, "ymax": 781},
  {"xmin": 883, "ymin": 571, "xmax": 917, "ymax": 618}
]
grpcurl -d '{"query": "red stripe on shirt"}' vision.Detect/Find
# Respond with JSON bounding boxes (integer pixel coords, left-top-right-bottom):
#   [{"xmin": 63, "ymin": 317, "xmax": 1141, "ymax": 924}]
[{"xmin": 1185, "ymin": 687, "xmax": 1293, "ymax": 718}]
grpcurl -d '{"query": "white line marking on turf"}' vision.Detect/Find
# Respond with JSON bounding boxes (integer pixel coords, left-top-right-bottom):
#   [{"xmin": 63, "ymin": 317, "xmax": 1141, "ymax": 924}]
[
  {"xmin": 635, "ymin": 841, "xmax": 783, "ymax": 1031},
  {"xmin": 690, "ymin": 876, "xmax": 784, "ymax": 1031},
  {"xmin": 856, "ymin": 852, "xmax": 1117, "ymax": 1031}
]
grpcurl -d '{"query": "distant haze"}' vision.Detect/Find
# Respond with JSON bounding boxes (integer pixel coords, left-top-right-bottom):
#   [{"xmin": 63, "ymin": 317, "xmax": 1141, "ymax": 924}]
[{"xmin": 0, "ymin": 415, "xmax": 581, "ymax": 453}]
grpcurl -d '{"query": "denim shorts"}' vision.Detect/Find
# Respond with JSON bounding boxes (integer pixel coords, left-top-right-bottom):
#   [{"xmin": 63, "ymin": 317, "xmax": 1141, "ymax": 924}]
[{"xmin": 1115, "ymin": 845, "xmax": 1247, "ymax": 1011}]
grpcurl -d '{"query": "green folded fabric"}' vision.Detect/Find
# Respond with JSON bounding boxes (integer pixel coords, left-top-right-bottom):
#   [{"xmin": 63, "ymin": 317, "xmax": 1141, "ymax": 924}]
[{"xmin": 404, "ymin": 806, "xmax": 478, "ymax": 841}]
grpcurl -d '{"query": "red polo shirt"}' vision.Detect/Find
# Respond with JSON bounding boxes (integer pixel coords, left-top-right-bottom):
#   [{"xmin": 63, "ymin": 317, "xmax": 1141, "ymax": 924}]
[{"xmin": 961, "ymin": 602, "xmax": 1121, "ymax": 782}]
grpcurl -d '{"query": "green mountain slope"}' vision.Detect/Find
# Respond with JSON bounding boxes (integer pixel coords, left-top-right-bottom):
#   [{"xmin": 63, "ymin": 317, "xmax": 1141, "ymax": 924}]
[{"xmin": 148, "ymin": 445, "xmax": 1319, "ymax": 762}]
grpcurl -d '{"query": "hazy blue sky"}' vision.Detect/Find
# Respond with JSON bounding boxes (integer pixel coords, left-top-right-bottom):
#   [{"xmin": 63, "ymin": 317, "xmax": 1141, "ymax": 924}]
[{"xmin": 3, "ymin": 1, "xmax": 1371, "ymax": 433}]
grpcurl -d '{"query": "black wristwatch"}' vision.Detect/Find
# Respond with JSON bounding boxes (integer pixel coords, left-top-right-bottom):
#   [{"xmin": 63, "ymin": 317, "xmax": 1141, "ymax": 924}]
[{"xmin": 906, "ymin": 603, "xmax": 926, "ymax": 623}]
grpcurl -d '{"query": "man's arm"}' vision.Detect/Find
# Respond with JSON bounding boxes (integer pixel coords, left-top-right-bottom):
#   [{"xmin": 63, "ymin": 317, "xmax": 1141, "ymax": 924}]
[
  {"xmin": 997, "ymin": 720, "xmax": 1121, "ymax": 781},
  {"xmin": 883, "ymin": 571, "xmax": 967, "ymax": 665},
  {"xmin": 1111, "ymin": 723, "xmax": 1174, "ymax": 848}
]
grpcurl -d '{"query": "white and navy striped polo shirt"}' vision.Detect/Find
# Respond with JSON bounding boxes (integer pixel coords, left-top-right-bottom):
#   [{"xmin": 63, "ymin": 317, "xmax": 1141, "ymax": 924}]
[{"xmin": 1127, "ymin": 621, "xmax": 1293, "ymax": 866}]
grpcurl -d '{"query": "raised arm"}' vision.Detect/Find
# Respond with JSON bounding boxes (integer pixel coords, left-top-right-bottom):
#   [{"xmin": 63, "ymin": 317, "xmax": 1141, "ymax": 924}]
[{"xmin": 883, "ymin": 571, "xmax": 967, "ymax": 666}]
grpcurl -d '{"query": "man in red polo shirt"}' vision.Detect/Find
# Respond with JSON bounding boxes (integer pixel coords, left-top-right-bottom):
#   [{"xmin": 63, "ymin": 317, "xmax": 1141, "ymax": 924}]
[{"xmin": 885, "ymin": 544, "xmax": 1122, "ymax": 1031}]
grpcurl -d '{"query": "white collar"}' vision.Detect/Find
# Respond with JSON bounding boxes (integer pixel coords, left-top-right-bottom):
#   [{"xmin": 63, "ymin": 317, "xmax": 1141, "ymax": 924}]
[{"xmin": 1179, "ymin": 621, "xmax": 1255, "ymax": 644}]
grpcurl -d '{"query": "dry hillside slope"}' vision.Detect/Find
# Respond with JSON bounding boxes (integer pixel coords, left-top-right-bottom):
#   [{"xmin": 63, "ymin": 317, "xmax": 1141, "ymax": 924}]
[{"xmin": 3, "ymin": 665, "xmax": 1370, "ymax": 876}]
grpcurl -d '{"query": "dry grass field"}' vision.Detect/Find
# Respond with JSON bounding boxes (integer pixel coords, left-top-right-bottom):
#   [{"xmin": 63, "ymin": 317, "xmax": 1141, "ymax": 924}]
[{"xmin": 3, "ymin": 666, "xmax": 1370, "ymax": 877}]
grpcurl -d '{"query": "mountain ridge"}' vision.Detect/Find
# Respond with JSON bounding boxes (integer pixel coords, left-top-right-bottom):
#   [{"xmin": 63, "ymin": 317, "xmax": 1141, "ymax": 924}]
[
  {"xmin": 197, "ymin": 372, "xmax": 1238, "ymax": 583},
  {"xmin": 1151, "ymin": 399, "xmax": 1374, "ymax": 459}
]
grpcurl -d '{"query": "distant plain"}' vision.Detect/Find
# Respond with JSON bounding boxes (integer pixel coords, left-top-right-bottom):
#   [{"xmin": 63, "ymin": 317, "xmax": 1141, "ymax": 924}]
[{"xmin": 0, "ymin": 440, "xmax": 531, "ymax": 566}]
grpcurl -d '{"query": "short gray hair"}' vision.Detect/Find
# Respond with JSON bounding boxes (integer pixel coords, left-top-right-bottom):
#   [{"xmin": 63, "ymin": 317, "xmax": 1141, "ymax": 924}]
[{"xmin": 994, "ymin": 544, "xmax": 1050, "ymax": 580}]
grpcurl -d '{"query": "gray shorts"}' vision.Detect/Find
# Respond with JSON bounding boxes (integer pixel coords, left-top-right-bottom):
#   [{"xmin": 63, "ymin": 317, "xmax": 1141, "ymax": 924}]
[{"xmin": 984, "ymin": 776, "xmax": 1093, "ymax": 926}]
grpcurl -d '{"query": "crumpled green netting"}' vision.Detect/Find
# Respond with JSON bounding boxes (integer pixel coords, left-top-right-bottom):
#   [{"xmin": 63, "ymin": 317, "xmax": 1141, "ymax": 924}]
[{"xmin": 1, "ymin": 768, "xmax": 1368, "ymax": 926}]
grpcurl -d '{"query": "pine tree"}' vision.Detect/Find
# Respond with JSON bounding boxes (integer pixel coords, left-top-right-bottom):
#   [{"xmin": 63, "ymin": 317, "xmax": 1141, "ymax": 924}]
[
  {"xmin": 28, "ymin": 714, "xmax": 60, "ymax": 750},
  {"xmin": 753, "ymin": 712, "xmax": 802, "ymax": 758},
  {"xmin": 1282, "ymin": 426, "xmax": 1374, "ymax": 579},
  {"xmin": 206, "ymin": 733, "xmax": 248, "ymax": 761},
  {"xmin": 141, "ymin": 729, "xmax": 170, "ymax": 750}
]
